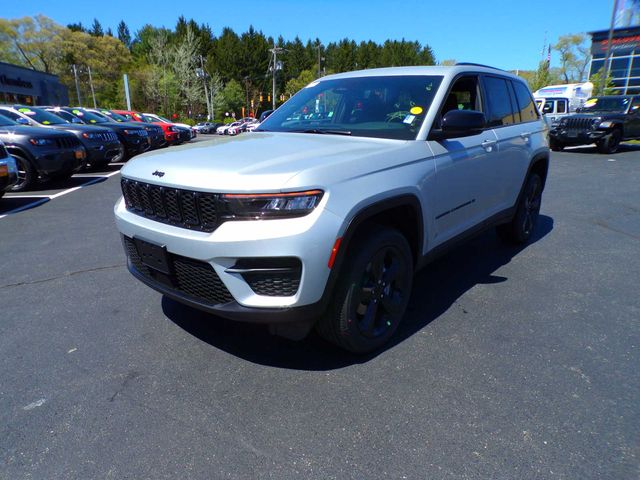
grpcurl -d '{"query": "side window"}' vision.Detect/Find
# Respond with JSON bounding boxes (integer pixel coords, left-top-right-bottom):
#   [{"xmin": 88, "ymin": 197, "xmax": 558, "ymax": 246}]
[
  {"xmin": 557, "ymin": 99, "xmax": 567, "ymax": 114},
  {"xmin": 483, "ymin": 76, "xmax": 516, "ymax": 127},
  {"xmin": 438, "ymin": 75, "xmax": 482, "ymax": 121},
  {"xmin": 542, "ymin": 101, "xmax": 553, "ymax": 114},
  {"xmin": 512, "ymin": 81, "xmax": 540, "ymax": 122},
  {"xmin": 0, "ymin": 110, "xmax": 21, "ymax": 121}
]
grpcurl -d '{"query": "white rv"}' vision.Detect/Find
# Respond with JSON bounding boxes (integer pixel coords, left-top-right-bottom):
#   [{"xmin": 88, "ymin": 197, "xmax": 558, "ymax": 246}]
[{"xmin": 533, "ymin": 82, "xmax": 593, "ymax": 126}]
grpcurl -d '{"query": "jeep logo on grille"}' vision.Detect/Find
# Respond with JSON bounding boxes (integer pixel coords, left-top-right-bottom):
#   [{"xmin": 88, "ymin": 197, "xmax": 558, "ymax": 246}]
[{"xmin": 152, "ymin": 170, "xmax": 165, "ymax": 178}]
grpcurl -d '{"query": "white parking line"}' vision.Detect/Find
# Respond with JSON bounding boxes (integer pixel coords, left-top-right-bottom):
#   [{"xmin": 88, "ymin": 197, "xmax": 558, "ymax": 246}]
[{"xmin": 0, "ymin": 170, "xmax": 120, "ymax": 220}]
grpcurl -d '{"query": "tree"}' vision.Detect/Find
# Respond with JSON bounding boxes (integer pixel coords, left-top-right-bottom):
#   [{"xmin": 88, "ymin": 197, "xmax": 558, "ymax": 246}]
[
  {"xmin": 117, "ymin": 20, "xmax": 131, "ymax": 49},
  {"xmin": 67, "ymin": 22, "xmax": 85, "ymax": 33},
  {"xmin": 89, "ymin": 18, "xmax": 103, "ymax": 37},
  {"xmin": 218, "ymin": 79, "xmax": 245, "ymax": 116},
  {"xmin": 554, "ymin": 34, "xmax": 590, "ymax": 83},
  {"xmin": 173, "ymin": 25, "xmax": 203, "ymax": 115},
  {"xmin": 590, "ymin": 68, "xmax": 617, "ymax": 96},
  {"xmin": 284, "ymin": 69, "xmax": 316, "ymax": 96},
  {"xmin": 0, "ymin": 15, "xmax": 66, "ymax": 72}
]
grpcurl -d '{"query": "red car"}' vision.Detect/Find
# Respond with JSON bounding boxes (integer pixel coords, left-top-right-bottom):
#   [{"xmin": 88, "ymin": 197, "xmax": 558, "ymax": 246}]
[{"xmin": 113, "ymin": 110, "xmax": 181, "ymax": 145}]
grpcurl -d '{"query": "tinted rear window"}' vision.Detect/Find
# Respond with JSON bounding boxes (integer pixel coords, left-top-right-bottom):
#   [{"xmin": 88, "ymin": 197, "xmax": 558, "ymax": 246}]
[
  {"xmin": 512, "ymin": 81, "xmax": 540, "ymax": 122},
  {"xmin": 483, "ymin": 77, "xmax": 515, "ymax": 127}
]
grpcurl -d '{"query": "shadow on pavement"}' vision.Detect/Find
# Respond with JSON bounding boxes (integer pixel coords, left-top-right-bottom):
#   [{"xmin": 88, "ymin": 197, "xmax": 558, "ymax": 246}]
[
  {"xmin": 27, "ymin": 175, "xmax": 108, "ymax": 193},
  {"xmin": 0, "ymin": 196, "xmax": 49, "ymax": 215},
  {"xmin": 163, "ymin": 215, "xmax": 554, "ymax": 370}
]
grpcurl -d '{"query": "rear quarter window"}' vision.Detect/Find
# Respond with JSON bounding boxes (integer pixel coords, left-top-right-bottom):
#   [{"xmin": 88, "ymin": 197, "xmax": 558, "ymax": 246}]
[{"xmin": 512, "ymin": 81, "xmax": 540, "ymax": 122}]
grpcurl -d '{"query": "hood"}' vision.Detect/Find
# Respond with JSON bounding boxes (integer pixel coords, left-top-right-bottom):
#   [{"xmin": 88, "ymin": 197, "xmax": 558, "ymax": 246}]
[
  {"xmin": 571, "ymin": 112, "xmax": 626, "ymax": 120},
  {"xmin": 46, "ymin": 124, "xmax": 113, "ymax": 135},
  {"xmin": 121, "ymin": 131, "xmax": 417, "ymax": 192},
  {"xmin": 0, "ymin": 124, "xmax": 80, "ymax": 138}
]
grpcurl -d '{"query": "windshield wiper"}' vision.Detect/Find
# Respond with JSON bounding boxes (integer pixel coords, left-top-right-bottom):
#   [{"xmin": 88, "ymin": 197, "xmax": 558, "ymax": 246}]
[{"xmin": 291, "ymin": 128, "xmax": 352, "ymax": 136}]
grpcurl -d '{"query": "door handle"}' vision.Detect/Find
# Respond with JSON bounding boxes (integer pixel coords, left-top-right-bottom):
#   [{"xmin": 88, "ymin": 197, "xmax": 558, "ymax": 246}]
[
  {"xmin": 520, "ymin": 132, "xmax": 531, "ymax": 141},
  {"xmin": 481, "ymin": 139, "xmax": 497, "ymax": 152}
]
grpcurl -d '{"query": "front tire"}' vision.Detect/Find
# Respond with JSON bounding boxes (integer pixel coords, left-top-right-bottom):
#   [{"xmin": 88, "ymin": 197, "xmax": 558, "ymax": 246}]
[
  {"xmin": 549, "ymin": 139, "xmax": 564, "ymax": 151},
  {"xmin": 10, "ymin": 154, "xmax": 35, "ymax": 192},
  {"xmin": 496, "ymin": 173, "xmax": 543, "ymax": 244},
  {"xmin": 316, "ymin": 226, "xmax": 413, "ymax": 353},
  {"xmin": 597, "ymin": 129, "xmax": 622, "ymax": 154}
]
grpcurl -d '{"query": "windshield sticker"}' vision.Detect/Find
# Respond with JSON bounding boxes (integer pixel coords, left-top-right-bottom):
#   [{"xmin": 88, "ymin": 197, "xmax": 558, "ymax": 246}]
[
  {"xmin": 90, "ymin": 120, "xmax": 96, "ymax": 123},
  {"xmin": 72, "ymin": 109, "xmax": 84, "ymax": 116},
  {"xmin": 410, "ymin": 106, "xmax": 423, "ymax": 115},
  {"xmin": 403, "ymin": 114, "xmax": 416, "ymax": 124},
  {"xmin": 42, "ymin": 120, "xmax": 51, "ymax": 124},
  {"xmin": 584, "ymin": 99, "xmax": 598, "ymax": 107},
  {"xmin": 18, "ymin": 108, "xmax": 35, "ymax": 115}
]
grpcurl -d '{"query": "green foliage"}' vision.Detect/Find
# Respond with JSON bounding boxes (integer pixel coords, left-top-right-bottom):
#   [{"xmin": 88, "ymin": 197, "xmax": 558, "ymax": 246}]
[
  {"xmin": 590, "ymin": 68, "xmax": 617, "ymax": 96},
  {"xmin": 553, "ymin": 33, "xmax": 590, "ymax": 83},
  {"xmin": 218, "ymin": 79, "xmax": 245, "ymax": 116},
  {"xmin": 285, "ymin": 69, "xmax": 316, "ymax": 96}
]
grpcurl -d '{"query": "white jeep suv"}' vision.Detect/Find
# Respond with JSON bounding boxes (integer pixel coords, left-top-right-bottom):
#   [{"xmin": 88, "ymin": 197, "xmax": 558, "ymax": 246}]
[{"xmin": 115, "ymin": 64, "xmax": 549, "ymax": 353}]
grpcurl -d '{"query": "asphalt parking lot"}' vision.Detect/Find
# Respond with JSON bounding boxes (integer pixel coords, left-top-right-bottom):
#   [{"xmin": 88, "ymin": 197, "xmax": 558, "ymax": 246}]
[{"xmin": 1, "ymin": 140, "xmax": 638, "ymax": 479}]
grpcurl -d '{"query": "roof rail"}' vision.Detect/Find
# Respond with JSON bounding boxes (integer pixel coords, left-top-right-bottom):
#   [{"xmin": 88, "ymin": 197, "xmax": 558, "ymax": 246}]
[{"xmin": 455, "ymin": 62, "xmax": 504, "ymax": 71}]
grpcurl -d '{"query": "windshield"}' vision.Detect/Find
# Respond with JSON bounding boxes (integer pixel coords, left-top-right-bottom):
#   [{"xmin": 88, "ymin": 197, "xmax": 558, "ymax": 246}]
[
  {"xmin": 581, "ymin": 97, "xmax": 630, "ymax": 113},
  {"xmin": 17, "ymin": 107, "xmax": 68, "ymax": 125},
  {"xmin": 101, "ymin": 110, "xmax": 129, "ymax": 122},
  {"xmin": 140, "ymin": 114, "xmax": 158, "ymax": 123},
  {"xmin": 0, "ymin": 113, "xmax": 18, "ymax": 126},
  {"xmin": 70, "ymin": 109, "xmax": 110, "ymax": 124},
  {"xmin": 258, "ymin": 75, "xmax": 443, "ymax": 140}
]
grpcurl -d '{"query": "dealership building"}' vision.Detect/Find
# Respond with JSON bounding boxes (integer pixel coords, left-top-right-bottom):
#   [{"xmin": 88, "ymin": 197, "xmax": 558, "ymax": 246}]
[{"xmin": 0, "ymin": 61, "xmax": 69, "ymax": 106}]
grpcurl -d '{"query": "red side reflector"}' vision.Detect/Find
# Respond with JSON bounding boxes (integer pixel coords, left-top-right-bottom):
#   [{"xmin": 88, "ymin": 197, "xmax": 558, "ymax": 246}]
[{"xmin": 328, "ymin": 237, "xmax": 342, "ymax": 269}]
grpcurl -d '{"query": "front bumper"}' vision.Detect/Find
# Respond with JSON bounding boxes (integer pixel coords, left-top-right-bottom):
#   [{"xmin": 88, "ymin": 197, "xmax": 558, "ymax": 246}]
[
  {"xmin": 32, "ymin": 147, "xmax": 85, "ymax": 176},
  {"xmin": 0, "ymin": 156, "xmax": 18, "ymax": 192},
  {"xmin": 550, "ymin": 128, "xmax": 607, "ymax": 146},
  {"xmin": 114, "ymin": 196, "xmax": 342, "ymax": 321},
  {"xmin": 84, "ymin": 140, "xmax": 124, "ymax": 165}
]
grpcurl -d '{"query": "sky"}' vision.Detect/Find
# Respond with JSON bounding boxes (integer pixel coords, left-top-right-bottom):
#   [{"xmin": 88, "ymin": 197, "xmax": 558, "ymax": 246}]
[{"xmin": 4, "ymin": 0, "xmax": 614, "ymax": 71}]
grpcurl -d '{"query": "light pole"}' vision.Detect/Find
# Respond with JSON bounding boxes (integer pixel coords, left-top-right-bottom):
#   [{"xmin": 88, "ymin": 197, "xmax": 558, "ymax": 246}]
[
  {"xmin": 87, "ymin": 65, "xmax": 97, "ymax": 108},
  {"xmin": 269, "ymin": 45, "xmax": 284, "ymax": 110},
  {"xmin": 71, "ymin": 64, "xmax": 82, "ymax": 106}
]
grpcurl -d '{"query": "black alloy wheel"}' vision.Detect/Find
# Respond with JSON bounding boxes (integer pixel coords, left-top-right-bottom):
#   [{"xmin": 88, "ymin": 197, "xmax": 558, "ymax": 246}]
[
  {"xmin": 497, "ymin": 173, "xmax": 543, "ymax": 244},
  {"xmin": 10, "ymin": 155, "xmax": 34, "ymax": 192},
  {"xmin": 316, "ymin": 227, "xmax": 413, "ymax": 353},
  {"xmin": 597, "ymin": 129, "xmax": 622, "ymax": 154}
]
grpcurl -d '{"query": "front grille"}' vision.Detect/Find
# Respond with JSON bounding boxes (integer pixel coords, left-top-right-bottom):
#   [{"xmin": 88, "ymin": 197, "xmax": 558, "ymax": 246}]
[
  {"xmin": 564, "ymin": 117, "xmax": 596, "ymax": 130},
  {"xmin": 124, "ymin": 236, "xmax": 233, "ymax": 305},
  {"xmin": 245, "ymin": 273, "xmax": 300, "ymax": 297},
  {"xmin": 98, "ymin": 131, "xmax": 118, "ymax": 142},
  {"xmin": 121, "ymin": 178, "xmax": 221, "ymax": 232},
  {"xmin": 55, "ymin": 136, "xmax": 81, "ymax": 149}
]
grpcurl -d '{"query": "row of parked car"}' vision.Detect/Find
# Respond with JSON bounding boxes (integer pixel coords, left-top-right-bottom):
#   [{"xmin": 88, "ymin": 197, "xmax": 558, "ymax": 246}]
[
  {"xmin": 0, "ymin": 105, "xmax": 196, "ymax": 194},
  {"xmin": 194, "ymin": 110, "xmax": 273, "ymax": 136}
]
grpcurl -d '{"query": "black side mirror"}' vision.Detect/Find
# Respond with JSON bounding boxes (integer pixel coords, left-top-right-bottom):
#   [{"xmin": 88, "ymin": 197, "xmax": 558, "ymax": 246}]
[{"xmin": 429, "ymin": 110, "xmax": 486, "ymax": 140}]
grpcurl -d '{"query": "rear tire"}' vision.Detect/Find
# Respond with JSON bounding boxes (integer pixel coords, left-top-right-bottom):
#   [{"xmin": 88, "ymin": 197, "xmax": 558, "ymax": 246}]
[
  {"xmin": 597, "ymin": 129, "xmax": 622, "ymax": 154},
  {"xmin": 10, "ymin": 154, "xmax": 35, "ymax": 192},
  {"xmin": 496, "ymin": 173, "xmax": 543, "ymax": 245},
  {"xmin": 315, "ymin": 226, "xmax": 413, "ymax": 354}
]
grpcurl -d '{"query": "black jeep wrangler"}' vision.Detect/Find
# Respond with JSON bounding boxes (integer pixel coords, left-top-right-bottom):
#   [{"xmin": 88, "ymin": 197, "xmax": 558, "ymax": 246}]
[{"xmin": 549, "ymin": 95, "xmax": 640, "ymax": 154}]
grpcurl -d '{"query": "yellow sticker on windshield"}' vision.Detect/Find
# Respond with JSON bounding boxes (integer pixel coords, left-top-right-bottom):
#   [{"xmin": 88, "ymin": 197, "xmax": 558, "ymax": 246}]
[
  {"xmin": 584, "ymin": 99, "xmax": 597, "ymax": 107},
  {"xmin": 410, "ymin": 106, "xmax": 423, "ymax": 115},
  {"xmin": 42, "ymin": 120, "xmax": 50, "ymax": 124}
]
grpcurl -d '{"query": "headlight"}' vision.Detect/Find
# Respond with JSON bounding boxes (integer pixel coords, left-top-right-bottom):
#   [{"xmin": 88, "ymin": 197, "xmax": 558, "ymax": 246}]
[
  {"xmin": 29, "ymin": 138, "xmax": 54, "ymax": 146},
  {"xmin": 167, "ymin": 126, "xmax": 177, "ymax": 132},
  {"xmin": 599, "ymin": 121, "xmax": 614, "ymax": 128},
  {"xmin": 81, "ymin": 132, "xmax": 99, "ymax": 139},
  {"xmin": 220, "ymin": 190, "xmax": 324, "ymax": 219}
]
